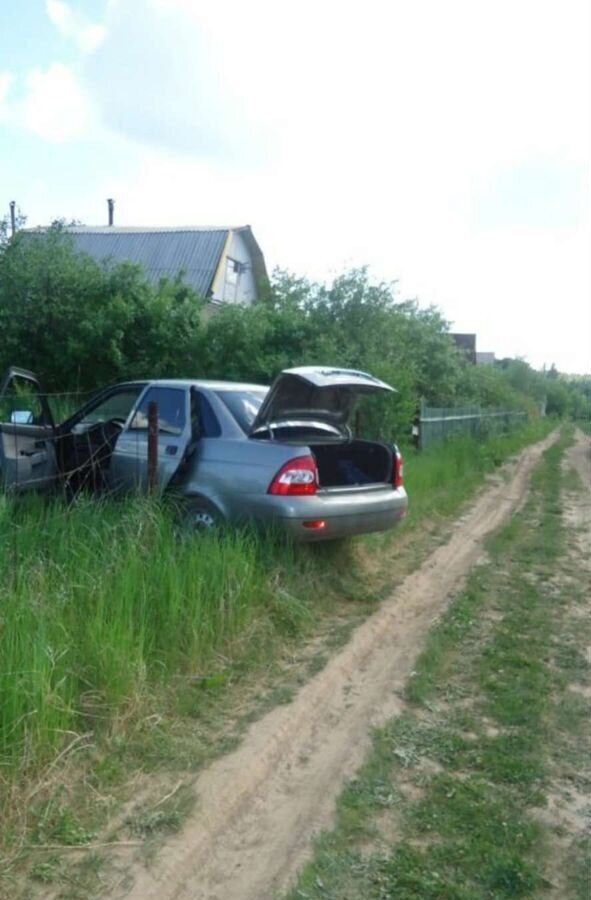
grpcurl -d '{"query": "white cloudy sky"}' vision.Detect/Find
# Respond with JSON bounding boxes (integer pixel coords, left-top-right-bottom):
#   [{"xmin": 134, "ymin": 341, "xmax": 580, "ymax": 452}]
[{"xmin": 1, "ymin": 0, "xmax": 590, "ymax": 372}]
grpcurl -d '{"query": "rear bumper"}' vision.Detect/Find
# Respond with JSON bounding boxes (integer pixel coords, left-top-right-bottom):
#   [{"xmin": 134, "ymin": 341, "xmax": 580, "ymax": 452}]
[{"xmin": 238, "ymin": 485, "xmax": 408, "ymax": 541}]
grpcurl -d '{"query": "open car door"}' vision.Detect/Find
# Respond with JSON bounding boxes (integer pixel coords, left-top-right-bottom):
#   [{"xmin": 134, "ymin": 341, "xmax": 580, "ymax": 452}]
[{"xmin": 0, "ymin": 367, "xmax": 58, "ymax": 492}]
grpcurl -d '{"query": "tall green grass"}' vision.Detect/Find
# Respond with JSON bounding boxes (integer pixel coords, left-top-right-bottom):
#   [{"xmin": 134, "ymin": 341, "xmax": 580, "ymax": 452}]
[
  {"xmin": 1, "ymin": 497, "xmax": 318, "ymax": 776},
  {"xmin": 0, "ymin": 419, "xmax": 553, "ymax": 784},
  {"xmin": 402, "ymin": 418, "xmax": 554, "ymax": 522}
]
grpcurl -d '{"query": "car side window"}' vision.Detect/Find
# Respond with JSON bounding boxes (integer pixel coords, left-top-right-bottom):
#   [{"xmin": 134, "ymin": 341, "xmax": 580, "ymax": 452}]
[
  {"xmin": 129, "ymin": 387, "xmax": 187, "ymax": 436},
  {"xmin": 191, "ymin": 389, "xmax": 221, "ymax": 438},
  {"xmin": 214, "ymin": 389, "xmax": 267, "ymax": 433}
]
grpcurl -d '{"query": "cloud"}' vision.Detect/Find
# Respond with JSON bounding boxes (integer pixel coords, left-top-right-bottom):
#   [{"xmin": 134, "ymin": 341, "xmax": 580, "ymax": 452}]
[
  {"xmin": 83, "ymin": 0, "xmax": 263, "ymax": 161},
  {"xmin": 0, "ymin": 1, "xmax": 103, "ymax": 143},
  {"xmin": 45, "ymin": 0, "xmax": 106, "ymax": 53},
  {"xmin": 76, "ymin": 0, "xmax": 591, "ymax": 178},
  {"xmin": 20, "ymin": 63, "xmax": 94, "ymax": 142},
  {"xmin": 8, "ymin": 0, "xmax": 107, "ymax": 144}
]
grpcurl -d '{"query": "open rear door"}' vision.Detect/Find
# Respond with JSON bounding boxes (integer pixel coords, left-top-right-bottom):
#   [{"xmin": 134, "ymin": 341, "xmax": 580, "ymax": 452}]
[{"xmin": 0, "ymin": 368, "xmax": 58, "ymax": 492}]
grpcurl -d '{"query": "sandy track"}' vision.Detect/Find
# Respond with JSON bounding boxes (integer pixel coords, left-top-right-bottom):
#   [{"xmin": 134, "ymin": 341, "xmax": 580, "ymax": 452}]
[
  {"xmin": 123, "ymin": 432, "xmax": 558, "ymax": 900},
  {"xmin": 562, "ymin": 429, "xmax": 591, "ymax": 565}
]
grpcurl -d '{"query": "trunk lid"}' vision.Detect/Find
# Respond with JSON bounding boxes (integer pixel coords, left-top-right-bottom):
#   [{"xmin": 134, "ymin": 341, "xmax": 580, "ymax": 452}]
[{"xmin": 249, "ymin": 367, "xmax": 395, "ymax": 437}]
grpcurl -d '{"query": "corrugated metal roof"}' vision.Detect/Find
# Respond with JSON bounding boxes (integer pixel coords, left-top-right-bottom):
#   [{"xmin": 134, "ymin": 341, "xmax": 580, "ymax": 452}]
[{"xmin": 65, "ymin": 227, "xmax": 230, "ymax": 296}]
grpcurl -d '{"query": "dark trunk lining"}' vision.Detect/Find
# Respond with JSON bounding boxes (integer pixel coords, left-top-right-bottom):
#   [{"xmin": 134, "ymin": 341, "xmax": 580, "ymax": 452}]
[{"xmin": 312, "ymin": 440, "xmax": 392, "ymax": 487}]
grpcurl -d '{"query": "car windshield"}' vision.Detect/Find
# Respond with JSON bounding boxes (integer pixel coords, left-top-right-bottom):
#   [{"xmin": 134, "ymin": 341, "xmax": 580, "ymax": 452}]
[{"xmin": 215, "ymin": 388, "xmax": 267, "ymax": 433}]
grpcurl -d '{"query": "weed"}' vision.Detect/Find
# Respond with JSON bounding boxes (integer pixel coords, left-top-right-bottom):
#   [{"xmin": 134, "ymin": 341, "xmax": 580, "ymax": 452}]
[
  {"xmin": 284, "ymin": 427, "xmax": 585, "ymax": 899},
  {"xmin": 0, "ymin": 420, "xmax": 554, "ymax": 895}
]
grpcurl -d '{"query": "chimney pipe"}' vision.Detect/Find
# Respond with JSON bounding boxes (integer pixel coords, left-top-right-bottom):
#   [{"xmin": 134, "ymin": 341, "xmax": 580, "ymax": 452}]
[
  {"xmin": 107, "ymin": 198, "xmax": 114, "ymax": 226},
  {"xmin": 9, "ymin": 201, "xmax": 16, "ymax": 237}
]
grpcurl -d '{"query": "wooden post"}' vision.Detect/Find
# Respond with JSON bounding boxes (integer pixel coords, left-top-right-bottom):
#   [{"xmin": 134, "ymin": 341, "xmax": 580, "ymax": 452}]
[{"xmin": 147, "ymin": 401, "xmax": 158, "ymax": 493}]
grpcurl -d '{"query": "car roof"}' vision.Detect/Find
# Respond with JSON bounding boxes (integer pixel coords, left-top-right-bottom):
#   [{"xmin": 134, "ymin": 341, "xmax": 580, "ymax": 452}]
[{"xmin": 128, "ymin": 379, "xmax": 269, "ymax": 392}]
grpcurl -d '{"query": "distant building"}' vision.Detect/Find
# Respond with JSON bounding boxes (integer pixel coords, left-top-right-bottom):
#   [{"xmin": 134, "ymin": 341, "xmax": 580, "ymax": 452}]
[
  {"xmin": 450, "ymin": 333, "xmax": 477, "ymax": 364},
  {"xmin": 476, "ymin": 352, "xmax": 496, "ymax": 365},
  {"xmin": 25, "ymin": 220, "xmax": 268, "ymax": 306}
]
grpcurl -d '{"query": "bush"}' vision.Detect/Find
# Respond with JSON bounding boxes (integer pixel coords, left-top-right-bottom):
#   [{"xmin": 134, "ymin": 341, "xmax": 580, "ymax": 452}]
[
  {"xmin": 1, "ymin": 224, "xmax": 585, "ymax": 437},
  {"xmin": 0, "ymin": 224, "xmax": 204, "ymax": 391}
]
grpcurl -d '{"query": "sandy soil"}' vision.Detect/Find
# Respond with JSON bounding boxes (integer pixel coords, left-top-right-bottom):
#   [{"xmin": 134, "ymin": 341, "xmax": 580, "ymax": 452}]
[
  {"xmin": 119, "ymin": 432, "xmax": 559, "ymax": 900},
  {"xmin": 562, "ymin": 430, "xmax": 591, "ymax": 568},
  {"xmin": 541, "ymin": 429, "xmax": 591, "ymax": 897}
]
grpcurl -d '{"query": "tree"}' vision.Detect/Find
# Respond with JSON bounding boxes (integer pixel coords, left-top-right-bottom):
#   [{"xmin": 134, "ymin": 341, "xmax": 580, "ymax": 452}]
[
  {"xmin": 1, "ymin": 225, "xmax": 583, "ymax": 436},
  {"xmin": 0, "ymin": 224, "xmax": 204, "ymax": 391}
]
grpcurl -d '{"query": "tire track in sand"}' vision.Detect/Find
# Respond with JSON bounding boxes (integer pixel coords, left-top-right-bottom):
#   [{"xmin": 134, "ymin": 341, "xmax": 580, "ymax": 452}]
[{"xmin": 122, "ymin": 432, "xmax": 558, "ymax": 900}]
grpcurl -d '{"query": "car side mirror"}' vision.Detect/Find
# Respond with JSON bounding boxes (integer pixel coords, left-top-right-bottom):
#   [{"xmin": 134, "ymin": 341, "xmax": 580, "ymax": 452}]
[{"xmin": 10, "ymin": 410, "xmax": 34, "ymax": 425}]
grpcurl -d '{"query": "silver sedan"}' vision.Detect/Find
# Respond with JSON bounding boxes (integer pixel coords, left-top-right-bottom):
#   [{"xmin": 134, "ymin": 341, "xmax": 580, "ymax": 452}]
[{"xmin": 0, "ymin": 366, "xmax": 408, "ymax": 541}]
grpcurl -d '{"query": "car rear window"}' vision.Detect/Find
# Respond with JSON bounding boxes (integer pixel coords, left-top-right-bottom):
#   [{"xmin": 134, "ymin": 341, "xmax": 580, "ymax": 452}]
[{"xmin": 215, "ymin": 389, "xmax": 267, "ymax": 433}]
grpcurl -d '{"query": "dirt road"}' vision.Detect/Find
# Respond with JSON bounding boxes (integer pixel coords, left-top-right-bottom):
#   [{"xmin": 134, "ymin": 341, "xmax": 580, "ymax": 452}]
[{"xmin": 123, "ymin": 432, "xmax": 559, "ymax": 900}]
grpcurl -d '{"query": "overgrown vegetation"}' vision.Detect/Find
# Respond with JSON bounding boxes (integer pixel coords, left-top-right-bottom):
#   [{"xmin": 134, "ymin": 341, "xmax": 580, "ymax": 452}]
[
  {"xmin": 285, "ymin": 428, "xmax": 591, "ymax": 900},
  {"xmin": 0, "ymin": 423, "xmax": 549, "ymax": 782},
  {"xmin": 0, "ymin": 422, "xmax": 553, "ymax": 892},
  {"xmin": 1, "ymin": 223, "xmax": 588, "ymax": 440}
]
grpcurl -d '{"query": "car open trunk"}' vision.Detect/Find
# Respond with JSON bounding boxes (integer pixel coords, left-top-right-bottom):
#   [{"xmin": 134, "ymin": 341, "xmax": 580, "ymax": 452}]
[
  {"xmin": 312, "ymin": 439, "xmax": 392, "ymax": 489},
  {"xmin": 248, "ymin": 367, "xmax": 397, "ymax": 491}
]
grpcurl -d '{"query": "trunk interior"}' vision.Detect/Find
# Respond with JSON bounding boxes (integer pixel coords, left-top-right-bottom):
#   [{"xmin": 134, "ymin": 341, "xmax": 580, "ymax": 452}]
[{"xmin": 312, "ymin": 439, "xmax": 392, "ymax": 488}]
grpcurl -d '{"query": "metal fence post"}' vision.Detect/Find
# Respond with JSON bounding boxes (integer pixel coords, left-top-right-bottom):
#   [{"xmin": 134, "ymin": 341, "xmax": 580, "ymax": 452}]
[
  {"xmin": 419, "ymin": 397, "xmax": 426, "ymax": 451},
  {"xmin": 147, "ymin": 401, "xmax": 158, "ymax": 493}
]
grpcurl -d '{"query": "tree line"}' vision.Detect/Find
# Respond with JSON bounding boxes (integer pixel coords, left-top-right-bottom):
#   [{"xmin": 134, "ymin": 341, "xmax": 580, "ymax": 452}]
[{"xmin": 0, "ymin": 222, "xmax": 588, "ymax": 439}]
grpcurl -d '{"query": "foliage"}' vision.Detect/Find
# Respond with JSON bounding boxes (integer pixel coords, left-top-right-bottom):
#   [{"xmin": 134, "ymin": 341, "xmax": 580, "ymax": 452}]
[
  {"xmin": 0, "ymin": 226, "xmax": 587, "ymax": 437},
  {"xmin": 192, "ymin": 269, "xmax": 588, "ymax": 436},
  {"xmin": 0, "ymin": 420, "xmax": 550, "ymax": 784},
  {"xmin": 196, "ymin": 269, "xmax": 488, "ymax": 438},
  {"xmin": 0, "ymin": 224, "xmax": 204, "ymax": 391},
  {"xmin": 0, "ymin": 420, "xmax": 554, "ymax": 894},
  {"xmin": 566, "ymin": 376, "xmax": 591, "ymax": 421},
  {"xmin": 284, "ymin": 430, "xmax": 579, "ymax": 900}
]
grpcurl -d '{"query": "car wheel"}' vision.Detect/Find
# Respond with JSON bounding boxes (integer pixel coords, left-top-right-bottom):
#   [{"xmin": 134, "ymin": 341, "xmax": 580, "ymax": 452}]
[{"xmin": 181, "ymin": 500, "xmax": 223, "ymax": 534}]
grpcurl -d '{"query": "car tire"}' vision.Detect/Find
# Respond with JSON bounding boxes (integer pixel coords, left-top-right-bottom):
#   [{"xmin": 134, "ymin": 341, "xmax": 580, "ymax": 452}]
[{"xmin": 180, "ymin": 498, "xmax": 224, "ymax": 534}]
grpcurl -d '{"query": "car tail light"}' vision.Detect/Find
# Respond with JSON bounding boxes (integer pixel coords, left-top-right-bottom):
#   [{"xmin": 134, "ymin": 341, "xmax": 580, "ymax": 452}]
[
  {"xmin": 268, "ymin": 455, "xmax": 319, "ymax": 495},
  {"xmin": 393, "ymin": 448, "xmax": 404, "ymax": 489}
]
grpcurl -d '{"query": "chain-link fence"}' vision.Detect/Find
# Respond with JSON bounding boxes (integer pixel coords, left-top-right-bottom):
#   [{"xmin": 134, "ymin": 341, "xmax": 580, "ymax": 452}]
[{"xmin": 419, "ymin": 401, "xmax": 527, "ymax": 450}]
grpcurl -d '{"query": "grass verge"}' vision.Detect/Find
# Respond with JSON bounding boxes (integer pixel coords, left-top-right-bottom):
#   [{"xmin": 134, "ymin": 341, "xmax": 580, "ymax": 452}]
[
  {"xmin": 0, "ymin": 418, "xmax": 553, "ymax": 897},
  {"xmin": 285, "ymin": 426, "xmax": 590, "ymax": 900}
]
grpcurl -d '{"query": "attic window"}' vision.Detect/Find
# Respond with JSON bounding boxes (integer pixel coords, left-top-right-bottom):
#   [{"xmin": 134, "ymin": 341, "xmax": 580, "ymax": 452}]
[
  {"xmin": 225, "ymin": 257, "xmax": 245, "ymax": 286},
  {"xmin": 226, "ymin": 258, "xmax": 239, "ymax": 286}
]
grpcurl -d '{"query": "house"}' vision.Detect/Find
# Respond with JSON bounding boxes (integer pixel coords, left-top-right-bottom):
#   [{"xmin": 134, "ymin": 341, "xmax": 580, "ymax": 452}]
[
  {"xmin": 476, "ymin": 352, "xmax": 496, "ymax": 365},
  {"xmin": 61, "ymin": 224, "xmax": 268, "ymax": 306},
  {"xmin": 450, "ymin": 333, "xmax": 477, "ymax": 364}
]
